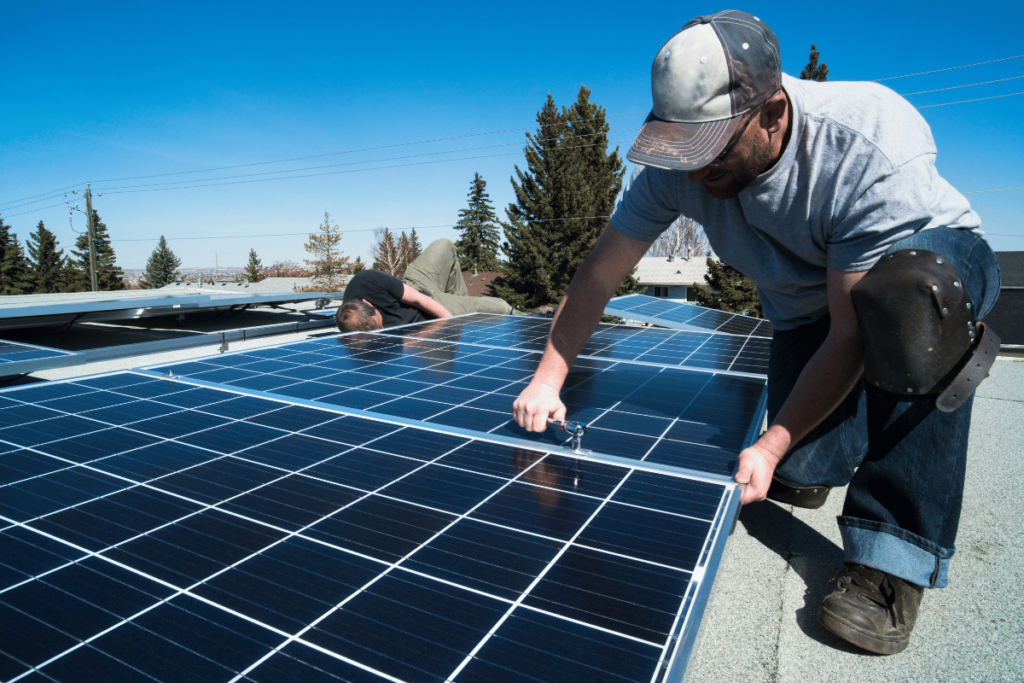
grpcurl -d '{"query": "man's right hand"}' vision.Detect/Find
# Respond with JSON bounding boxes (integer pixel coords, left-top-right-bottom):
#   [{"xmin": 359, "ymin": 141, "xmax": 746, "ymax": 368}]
[{"xmin": 513, "ymin": 382, "xmax": 566, "ymax": 432}]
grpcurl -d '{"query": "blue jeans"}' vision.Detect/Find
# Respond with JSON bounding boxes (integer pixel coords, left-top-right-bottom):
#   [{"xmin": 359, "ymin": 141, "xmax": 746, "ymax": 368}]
[{"xmin": 768, "ymin": 228, "xmax": 1001, "ymax": 588}]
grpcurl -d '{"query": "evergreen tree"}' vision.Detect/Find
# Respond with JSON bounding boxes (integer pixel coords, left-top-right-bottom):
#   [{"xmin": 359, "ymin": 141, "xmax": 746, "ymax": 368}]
[
  {"xmin": 304, "ymin": 211, "xmax": 350, "ymax": 290},
  {"xmin": 139, "ymin": 236, "xmax": 182, "ymax": 289},
  {"xmin": 26, "ymin": 221, "xmax": 67, "ymax": 294},
  {"xmin": 800, "ymin": 44, "xmax": 829, "ymax": 81},
  {"xmin": 495, "ymin": 87, "xmax": 634, "ymax": 309},
  {"xmin": 243, "ymin": 249, "xmax": 264, "ymax": 283},
  {"xmin": 408, "ymin": 228, "xmax": 422, "ymax": 261},
  {"xmin": 0, "ymin": 222, "xmax": 33, "ymax": 295},
  {"xmin": 67, "ymin": 210, "xmax": 125, "ymax": 291},
  {"xmin": 350, "ymin": 255, "xmax": 366, "ymax": 275},
  {"xmin": 454, "ymin": 173, "xmax": 503, "ymax": 272},
  {"xmin": 691, "ymin": 257, "xmax": 764, "ymax": 317}
]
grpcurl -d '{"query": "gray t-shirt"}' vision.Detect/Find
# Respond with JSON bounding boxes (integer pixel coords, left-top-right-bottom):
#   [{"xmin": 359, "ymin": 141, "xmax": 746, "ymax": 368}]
[{"xmin": 611, "ymin": 73, "xmax": 981, "ymax": 330}]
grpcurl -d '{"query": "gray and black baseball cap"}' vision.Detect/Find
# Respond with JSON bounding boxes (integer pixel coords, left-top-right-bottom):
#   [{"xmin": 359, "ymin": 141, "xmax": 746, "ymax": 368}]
[{"xmin": 628, "ymin": 10, "xmax": 782, "ymax": 171}]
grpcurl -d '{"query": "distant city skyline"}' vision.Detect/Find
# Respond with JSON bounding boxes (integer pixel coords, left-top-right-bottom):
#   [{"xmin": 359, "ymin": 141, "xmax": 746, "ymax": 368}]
[{"xmin": 3, "ymin": 0, "xmax": 1021, "ymax": 270}]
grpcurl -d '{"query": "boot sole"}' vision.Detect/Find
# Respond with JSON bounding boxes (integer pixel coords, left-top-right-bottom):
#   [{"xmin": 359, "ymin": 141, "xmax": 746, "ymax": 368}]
[{"xmin": 817, "ymin": 605, "xmax": 909, "ymax": 655}]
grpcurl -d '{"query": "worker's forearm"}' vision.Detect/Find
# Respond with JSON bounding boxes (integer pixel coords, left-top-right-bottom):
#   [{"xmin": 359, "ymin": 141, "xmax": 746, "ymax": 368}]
[
  {"xmin": 531, "ymin": 265, "xmax": 619, "ymax": 392},
  {"xmin": 759, "ymin": 331, "xmax": 864, "ymax": 464}
]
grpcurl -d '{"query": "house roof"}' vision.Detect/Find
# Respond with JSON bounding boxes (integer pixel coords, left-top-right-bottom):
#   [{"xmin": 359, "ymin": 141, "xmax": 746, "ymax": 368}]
[
  {"xmin": 634, "ymin": 256, "xmax": 715, "ymax": 286},
  {"xmin": 995, "ymin": 251, "xmax": 1024, "ymax": 287},
  {"xmin": 462, "ymin": 271, "xmax": 503, "ymax": 297}
]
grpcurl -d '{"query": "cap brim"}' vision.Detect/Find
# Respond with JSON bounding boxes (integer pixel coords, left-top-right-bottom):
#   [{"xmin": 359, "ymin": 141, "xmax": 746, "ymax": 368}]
[{"xmin": 627, "ymin": 112, "xmax": 743, "ymax": 171}]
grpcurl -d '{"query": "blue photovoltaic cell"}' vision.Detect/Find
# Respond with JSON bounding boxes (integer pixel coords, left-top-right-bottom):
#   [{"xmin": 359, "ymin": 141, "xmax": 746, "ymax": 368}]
[
  {"xmin": 0, "ymin": 371, "xmax": 740, "ymax": 683},
  {"xmin": 0, "ymin": 340, "xmax": 76, "ymax": 369},
  {"xmin": 379, "ymin": 313, "xmax": 770, "ymax": 375},
  {"xmin": 145, "ymin": 327, "xmax": 765, "ymax": 477},
  {"xmin": 604, "ymin": 293, "xmax": 774, "ymax": 338}
]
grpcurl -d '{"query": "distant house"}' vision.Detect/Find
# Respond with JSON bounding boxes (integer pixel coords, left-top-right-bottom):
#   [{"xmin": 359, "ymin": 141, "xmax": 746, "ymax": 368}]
[
  {"xmin": 634, "ymin": 255, "xmax": 714, "ymax": 300},
  {"xmin": 988, "ymin": 252, "xmax": 1023, "ymax": 346},
  {"xmin": 462, "ymin": 271, "xmax": 503, "ymax": 297}
]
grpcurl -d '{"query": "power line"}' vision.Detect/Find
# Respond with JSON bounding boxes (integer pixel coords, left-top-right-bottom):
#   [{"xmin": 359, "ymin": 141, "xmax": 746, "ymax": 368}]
[
  {"xmin": 99, "ymin": 138, "xmax": 636, "ymax": 196},
  {"xmin": 900, "ymin": 75, "xmax": 1024, "ymax": 97},
  {"xmin": 109, "ymin": 215, "xmax": 614, "ymax": 243},
  {"xmin": 0, "ymin": 184, "xmax": 79, "ymax": 209},
  {"xmin": 873, "ymin": 54, "xmax": 1024, "ymax": 82},
  {"xmin": 1, "ymin": 202, "xmax": 69, "ymax": 219},
  {"xmin": 916, "ymin": 91, "xmax": 1024, "ymax": 109},
  {"xmin": 963, "ymin": 187, "xmax": 1024, "ymax": 194},
  {"xmin": 95, "ymin": 129, "xmax": 640, "ymax": 193}
]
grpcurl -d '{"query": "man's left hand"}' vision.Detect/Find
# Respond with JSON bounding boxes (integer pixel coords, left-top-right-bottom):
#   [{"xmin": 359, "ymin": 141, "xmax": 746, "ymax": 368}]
[{"xmin": 735, "ymin": 442, "xmax": 780, "ymax": 505}]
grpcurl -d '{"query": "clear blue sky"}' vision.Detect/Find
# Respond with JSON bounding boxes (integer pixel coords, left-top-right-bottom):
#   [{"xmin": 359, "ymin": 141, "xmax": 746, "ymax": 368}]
[{"xmin": 2, "ymin": 0, "xmax": 1022, "ymax": 270}]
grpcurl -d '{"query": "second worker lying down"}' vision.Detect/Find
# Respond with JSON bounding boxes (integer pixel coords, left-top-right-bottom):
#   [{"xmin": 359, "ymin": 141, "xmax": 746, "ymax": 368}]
[{"xmin": 335, "ymin": 239, "xmax": 514, "ymax": 331}]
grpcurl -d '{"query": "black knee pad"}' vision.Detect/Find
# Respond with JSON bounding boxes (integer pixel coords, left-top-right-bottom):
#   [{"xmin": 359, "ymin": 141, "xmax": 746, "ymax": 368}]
[{"xmin": 851, "ymin": 249, "xmax": 999, "ymax": 412}]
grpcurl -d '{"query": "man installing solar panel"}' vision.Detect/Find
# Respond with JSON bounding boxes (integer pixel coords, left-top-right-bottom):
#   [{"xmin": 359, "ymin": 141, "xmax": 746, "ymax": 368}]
[
  {"xmin": 336, "ymin": 238, "xmax": 515, "ymax": 331},
  {"xmin": 512, "ymin": 9, "xmax": 1001, "ymax": 656}
]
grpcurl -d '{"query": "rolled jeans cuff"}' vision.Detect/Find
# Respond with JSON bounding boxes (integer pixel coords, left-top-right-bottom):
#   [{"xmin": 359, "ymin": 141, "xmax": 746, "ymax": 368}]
[{"xmin": 838, "ymin": 516, "xmax": 954, "ymax": 589}]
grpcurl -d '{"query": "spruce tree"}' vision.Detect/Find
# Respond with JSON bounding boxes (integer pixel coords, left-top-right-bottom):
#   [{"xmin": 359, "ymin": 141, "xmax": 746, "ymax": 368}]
[
  {"xmin": 408, "ymin": 228, "xmax": 422, "ymax": 261},
  {"xmin": 371, "ymin": 227, "xmax": 403, "ymax": 276},
  {"xmin": 495, "ymin": 87, "xmax": 634, "ymax": 309},
  {"xmin": 243, "ymin": 249, "xmax": 264, "ymax": 283},
  {"xmin": 303, "ymin": 212, "xmax": 349, "ymax": 290},
  {"xmin": 0, "ymin": 222, "xmax": 33, "ymax": 295},
  {"xmin": 800, "ymin": 44, "xmax": 829, "ymax": 81},
  {"xmin": 139, "ymin": 236, "xmax": 182, "ymax": 289},
  {"xmin": 454, "ymin": 173, "xmax": 503, "ymax": 272},
  {"xmin": 67, "ymin": 210, "xmax": 125, "ymax": 291},
  {"xmin": 691, "ymin": 257, "xmax": 764, "ymax": 317},
  {"xmin": 26, "ymin": 221, "xmax": 67, "ymax": 294}
]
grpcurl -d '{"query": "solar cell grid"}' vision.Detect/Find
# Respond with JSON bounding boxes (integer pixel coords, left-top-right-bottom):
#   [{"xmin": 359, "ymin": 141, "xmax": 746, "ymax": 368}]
[
  {"xmin": 604, "ymin": 294, "xmax": 774, "ymax": 338},
  {"xmin": 378, "ymin": 313, "xmax": 769, "ymax": 375},
  {"xmin": 0, "ymin": 340, "xmax": 76, "ymax": 367},
  {"xmin": 144, "ymin": 329, "xmax": 766, "ymax": 477},
  {"xmin": 0, "ymin": 372, "xmax": 737, "ymax": 683}
]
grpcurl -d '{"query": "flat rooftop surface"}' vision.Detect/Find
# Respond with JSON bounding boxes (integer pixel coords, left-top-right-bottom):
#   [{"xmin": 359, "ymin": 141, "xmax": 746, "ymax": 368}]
[{"xmin": 688, "ymin": 357, "xmax": 1024, "ymax": 682}]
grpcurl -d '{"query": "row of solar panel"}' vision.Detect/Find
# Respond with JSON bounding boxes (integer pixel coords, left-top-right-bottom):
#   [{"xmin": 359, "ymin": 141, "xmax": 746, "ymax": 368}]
[
  {"xmin": 379, "ymin": 314, "xmax": 770, "ymax": 376},
  {"xmin": 604, "ymin": 294, "xmax": 774, "ymax": 338},
  {"xmin": 1, "ymin": 370, "xmax": 735, "ymax": 683}
]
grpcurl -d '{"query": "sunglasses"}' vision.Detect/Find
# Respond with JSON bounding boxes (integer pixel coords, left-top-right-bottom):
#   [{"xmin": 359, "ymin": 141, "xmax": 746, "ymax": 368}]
[{"xmin": 710, "ymin": 107, "xmax": 761, "ymax": 165}]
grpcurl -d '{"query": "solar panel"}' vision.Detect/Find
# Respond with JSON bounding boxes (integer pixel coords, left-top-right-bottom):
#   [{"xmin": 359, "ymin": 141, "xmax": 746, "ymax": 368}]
[
  {"xmin": 0, "ymin": 290, "xmax": 329, "ymax": 331},
  {"xmin": 604, "ymin": 294, "xmax": 774, "ymax": 338},
  {"xmin": 145, "ymin": 327, "xmax": 767, "ymax": 478},
  {"xmin": 0, "ymin": 370, "xmax": 741, "ymax": 683},
  {"xmin": 377, "ymin": 313, "xmax": 769, "ymax": 376},
  {"xmin": 0, "ymin": 341, "xmax": 77, "ymax": 375}
]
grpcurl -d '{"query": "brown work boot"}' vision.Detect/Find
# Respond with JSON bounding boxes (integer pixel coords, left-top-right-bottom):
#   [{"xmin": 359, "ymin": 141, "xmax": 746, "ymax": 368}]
[
  {"xmin": 766, "ymin": 476, "xmax": 830, "ymax": 509},
  {"xmin": 817, "ymin": 564, "xmax": 924, "ymax": 655}
]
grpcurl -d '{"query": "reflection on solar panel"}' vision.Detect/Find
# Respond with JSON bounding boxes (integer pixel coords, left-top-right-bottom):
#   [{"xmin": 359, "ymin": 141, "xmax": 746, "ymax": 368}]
[
  {"xmin": 147, "ymin": 328, "xmax": 766, "ymax": 478},
  {"xmin": 604, "ymin": 294, "xmax": 774, "ymax": 338},
  {"xmin": 0, "ymin": 340, "xmax": 76, "ymax": 374},
  {"xmin": 0, "ymin": 371, "xmax": 740, "ymax": 683},
  {"xmin": 380, "ymin": 313, "xmax": 768, "ymax": 376}
]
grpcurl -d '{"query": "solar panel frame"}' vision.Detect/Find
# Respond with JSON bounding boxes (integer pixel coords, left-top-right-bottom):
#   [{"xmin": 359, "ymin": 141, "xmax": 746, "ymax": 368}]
[
  {"xmin": 0, "ymin": 341, "xmax": 78, "ymax": 376},
  {"xmin": 0, "ymin": 369, "xmax": 749, "ymax": 683},
  {"xmin": 604, "ymin": 294, "xmax": 774, "ymax": 338}
]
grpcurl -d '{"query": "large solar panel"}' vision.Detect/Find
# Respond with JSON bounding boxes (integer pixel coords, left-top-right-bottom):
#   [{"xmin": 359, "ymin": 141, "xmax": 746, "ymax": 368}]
[
  {"xmin": 145, "ymin": 327, "xmax": 767, "ymax": 478},
  {"xmin": 377, "ymin": 313, "xmax": 769, "ymax": 376},
  {"xmin": 0, "ymin": 290, "xmax": 330, "ymax": 331},
  {"xmin": 0, "ymin": 341, "xmax": 77, "ymax": 375},
  {"xmin": 604, "ymin": 295, "xmax": 774, "ymax": 338},
  {"xmin": 0, "ymin": 370, "xmax": 741, "ymax": 683}
]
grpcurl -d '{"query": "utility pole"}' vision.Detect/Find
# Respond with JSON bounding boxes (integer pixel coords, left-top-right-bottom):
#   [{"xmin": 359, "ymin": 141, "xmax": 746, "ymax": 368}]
[{"xmin": 72, "ymin": 183, "xmax": 101, "ymax": 291}]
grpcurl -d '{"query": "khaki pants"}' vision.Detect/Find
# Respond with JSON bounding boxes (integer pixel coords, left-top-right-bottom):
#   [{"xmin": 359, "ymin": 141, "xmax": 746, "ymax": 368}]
[{"xmin": 402, "ymin": 239, "xmax": 513, "ymax": 316}]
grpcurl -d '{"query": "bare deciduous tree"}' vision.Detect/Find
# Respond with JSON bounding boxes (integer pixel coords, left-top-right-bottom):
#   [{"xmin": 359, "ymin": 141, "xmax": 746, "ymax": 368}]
[
  {"xmin": 645, "ymin": 216, "xmax": 710, "ymax": 260},
  {"xmin": 372, "ymin": 227, "xmax": 404, "ymax": 277}
]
